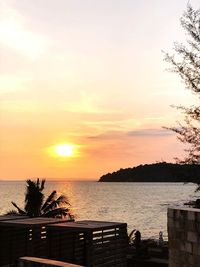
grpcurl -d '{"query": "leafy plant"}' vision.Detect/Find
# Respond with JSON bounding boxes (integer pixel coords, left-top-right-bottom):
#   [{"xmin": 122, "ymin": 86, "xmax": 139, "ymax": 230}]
[{"xmin": 6, "ymin": 179, "xmax": 73, "ymax": 219}]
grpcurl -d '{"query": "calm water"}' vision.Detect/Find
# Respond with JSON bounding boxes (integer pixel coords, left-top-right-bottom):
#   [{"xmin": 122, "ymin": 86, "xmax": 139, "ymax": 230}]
[{"xmin": 0, "ymin": 181, "xmax": 198, "ymax": 240}]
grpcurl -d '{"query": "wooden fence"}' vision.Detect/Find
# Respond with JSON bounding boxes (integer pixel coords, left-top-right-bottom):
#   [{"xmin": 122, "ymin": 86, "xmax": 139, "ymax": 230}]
[
  {"xmin": 47, "ymin": 220, "xmax": 128, "ymax": 267},
  {"xmin": 0, "ymin": 218, "xmax": 128, "ymax": 267},
  {"xmin": 0, "ymin": 217, "xmax": 70, "ymax": 267}
]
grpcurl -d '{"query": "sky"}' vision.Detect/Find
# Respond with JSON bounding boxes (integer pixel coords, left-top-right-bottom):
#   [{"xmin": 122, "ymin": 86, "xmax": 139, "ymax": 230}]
[{"xmin": 0, "ymin": 0, "xmax": 200, "ymax": 180}]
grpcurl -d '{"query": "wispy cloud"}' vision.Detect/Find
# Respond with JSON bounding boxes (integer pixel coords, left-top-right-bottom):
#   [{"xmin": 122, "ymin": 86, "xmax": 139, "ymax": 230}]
[
  {"xmin": 83, "ymin": 118, "xmax": 141, "ymax": 132},
  {"xmin": 128, "ymin": 128, "xmax": 174, "ymax": 137},
  {"xmin": 66, "ymin": 92, "xmax": 120, "ymax": 114},
  {"xmin": 86, "ymin": 128, "xmax": 174, "ymax": 141},
  {"xmin": 67, "ymin": 103, "xmax": 117, "ymax": 114},
  {"xmin": 87, "ymin": 131, "xmax": 123, "ymax": 140}
]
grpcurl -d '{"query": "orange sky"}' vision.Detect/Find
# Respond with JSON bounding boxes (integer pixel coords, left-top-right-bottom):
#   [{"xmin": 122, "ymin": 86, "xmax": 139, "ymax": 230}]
[{"xmin": 0, "ymin": 0, "xmax": 199, "ymax": 180}]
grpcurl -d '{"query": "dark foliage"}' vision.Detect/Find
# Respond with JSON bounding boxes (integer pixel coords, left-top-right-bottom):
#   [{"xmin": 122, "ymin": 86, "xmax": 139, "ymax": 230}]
[
  {"xmin": 99, "ymin": 162, "xmax": 200, "ymax": 182},
  {"xmin": 6, "ymin": 179, "xmax": 73, "ymax": 219},
  {"xmin": 164, "ymin": 5, "xmax": 200, "ymax": 165}
]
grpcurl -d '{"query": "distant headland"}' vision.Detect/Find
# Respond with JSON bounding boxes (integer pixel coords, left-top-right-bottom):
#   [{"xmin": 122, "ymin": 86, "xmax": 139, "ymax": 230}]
[{"xmin": 99, "ymin": 162, "xmax": 200, "ymax": 182}]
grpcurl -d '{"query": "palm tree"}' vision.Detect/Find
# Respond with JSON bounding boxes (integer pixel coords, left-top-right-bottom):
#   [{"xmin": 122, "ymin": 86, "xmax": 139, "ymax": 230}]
[{"xmin": 7, "ymin": 179, "xmax": 73, "ymax": 219}]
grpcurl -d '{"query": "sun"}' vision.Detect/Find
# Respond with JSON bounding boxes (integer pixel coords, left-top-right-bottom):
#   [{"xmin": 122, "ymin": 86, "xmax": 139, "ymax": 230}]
[
  {"xmin": 47, "ymin": 143, "xmax": 80, "ymax": 159},
  {"xmin": 54, "ymin": 144, "xmax": 74, "ymax": 157}
]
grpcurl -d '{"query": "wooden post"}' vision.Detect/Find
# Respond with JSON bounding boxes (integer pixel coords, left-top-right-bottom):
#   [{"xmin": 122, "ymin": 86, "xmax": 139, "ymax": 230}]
[{"xmin": 84, "ymin": 232, "xmax": 93, "ymax": 267}]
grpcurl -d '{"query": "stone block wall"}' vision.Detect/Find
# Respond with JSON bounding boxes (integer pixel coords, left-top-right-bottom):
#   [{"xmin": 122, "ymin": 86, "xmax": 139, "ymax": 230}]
[{"xmin": 168, "ymin": 207, "xmax": 200, "ymax": 267}]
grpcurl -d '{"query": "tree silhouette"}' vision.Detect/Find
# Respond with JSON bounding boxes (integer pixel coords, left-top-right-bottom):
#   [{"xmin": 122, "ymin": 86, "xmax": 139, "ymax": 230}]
[
  {"xmin": 164, "ymin": 4, "xmax": 200, "ymax": 165},
  {"xmin": 7, "ymin": 179, "xmax": 73, "ymax": 219}
]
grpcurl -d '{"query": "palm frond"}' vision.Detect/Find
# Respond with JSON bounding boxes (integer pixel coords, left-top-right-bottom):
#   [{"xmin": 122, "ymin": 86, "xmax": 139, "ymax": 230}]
[
  {"xmin": 40, "ymin": 179, "xmax": 45, "ymax": 191},
  {"xmin": 56, "ymin": 195, "xmax": 70, "ymax": 206},
  {"xmin": 11, "ymin": 202, "xmax": 26, "ymax": 215},
  {"xmin": 41, "ymin": 190, "xmax": 57, "ymax": 211},
  {"xmin": 43, "ymin": 207, "xmax": 70, "ymax": 218},
  {"xmin": 36, "ymin": 178, "xmax": 40, "ymax": 188},
  {"xmin": 24, "ymin": 179, "xmax": 44, "ymax": 216},
  {"xmin": 5, "ymin": 210, "xmax": 20, "ymax": 216},
  {"xmin": 42, "ymin": 199, "xmax": 58, "ymax": 213},
  {"xmin": 42, "ymin": 194, "xmax": 70, "ymax": 214}
]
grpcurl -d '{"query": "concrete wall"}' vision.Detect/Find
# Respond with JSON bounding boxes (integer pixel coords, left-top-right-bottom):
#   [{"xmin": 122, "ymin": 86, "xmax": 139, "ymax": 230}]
[{"xmin": 168, "ymin": 207, "xmax": 200, "ymax": 267}]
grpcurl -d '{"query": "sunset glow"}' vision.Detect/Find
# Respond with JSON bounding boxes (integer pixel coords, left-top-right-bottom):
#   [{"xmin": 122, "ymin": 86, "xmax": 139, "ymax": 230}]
[{"xmin": 0, "ymin": 0, "xmax": 199, "ymax": 180}]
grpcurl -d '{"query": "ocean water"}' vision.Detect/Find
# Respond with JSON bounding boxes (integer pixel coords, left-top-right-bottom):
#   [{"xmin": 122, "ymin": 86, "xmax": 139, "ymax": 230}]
[{"xmin": 0, "ymin": 181, "xmax": 198, "ymax": 240}]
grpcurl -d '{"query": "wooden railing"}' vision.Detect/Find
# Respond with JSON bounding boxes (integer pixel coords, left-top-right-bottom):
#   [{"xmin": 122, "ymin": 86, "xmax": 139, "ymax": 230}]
[{"xmin": 18, "ymin": 257, "xmax": 84, "ymax": 267}]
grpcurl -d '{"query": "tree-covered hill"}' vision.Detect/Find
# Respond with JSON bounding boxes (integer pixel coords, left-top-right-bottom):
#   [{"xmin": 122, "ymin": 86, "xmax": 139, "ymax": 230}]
[{"xmin": 99, "ymin": 162, "xmax": 200, "ymax": 182}]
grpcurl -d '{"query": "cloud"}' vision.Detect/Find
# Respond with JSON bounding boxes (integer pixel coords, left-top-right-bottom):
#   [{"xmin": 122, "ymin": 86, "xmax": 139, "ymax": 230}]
[
  {"xmin": 66, "ymin": 92, "xmax": 120, "ymax": 114},
  {"xmin": 67, "ymin": 103, "xmax": 116, "ymax": 114},
  {"xmin": 83, "ymin": 118, "xmax": 141, "ymax": 132},
  {"xmin": 128, "ymin": 128, "xmax": 174, "ymax": 137},
  {"xmin": 87, "ymin": 131, "xmax": 123, "ymax": 140},
  {"xmin": 87, "ymin": 128, "xmax": 174, "ymax": 141},
  {"xmin": 0, "ymin": 1, "xmax": 47, "ymax": 60}
]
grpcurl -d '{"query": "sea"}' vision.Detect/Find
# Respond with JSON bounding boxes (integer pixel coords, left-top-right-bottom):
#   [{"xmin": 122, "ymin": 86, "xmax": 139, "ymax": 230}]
[{"xmin": 0, "ymin": 181, "xmax": 198, "ymax": 240}]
